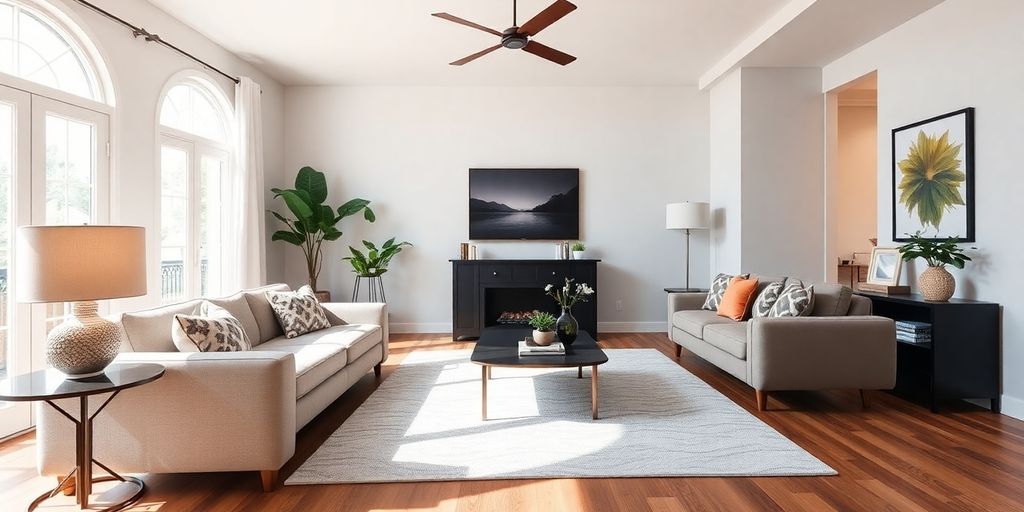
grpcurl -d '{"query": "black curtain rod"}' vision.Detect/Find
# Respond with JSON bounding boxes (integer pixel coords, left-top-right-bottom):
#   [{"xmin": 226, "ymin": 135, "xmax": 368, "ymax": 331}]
[{"xmin": 73, "ymin": 0, "xmax": 241, "ymax": 84}]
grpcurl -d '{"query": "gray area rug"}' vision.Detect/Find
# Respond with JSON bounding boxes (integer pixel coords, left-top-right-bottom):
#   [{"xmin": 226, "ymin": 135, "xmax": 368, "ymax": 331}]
[{"xmin": 286, "ymin": 349, "xmax": 835, "ymax": 484}]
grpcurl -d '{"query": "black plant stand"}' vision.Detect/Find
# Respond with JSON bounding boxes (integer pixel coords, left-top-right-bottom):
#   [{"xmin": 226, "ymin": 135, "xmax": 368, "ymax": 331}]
[{"xmin": 352, "ymin": 276, "xmax": 386, "ymax": 302}]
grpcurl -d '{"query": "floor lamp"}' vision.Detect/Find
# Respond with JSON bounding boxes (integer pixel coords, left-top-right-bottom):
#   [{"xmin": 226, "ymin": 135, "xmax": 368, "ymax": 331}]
[{"xmin": 666, "ymin": 202, "xmax": 710, "ymax": 292}]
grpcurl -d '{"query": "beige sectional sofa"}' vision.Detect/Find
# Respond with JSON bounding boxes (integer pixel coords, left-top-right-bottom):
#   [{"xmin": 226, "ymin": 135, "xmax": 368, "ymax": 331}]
[
  {"xmin": 667, "ymin": 276, "xmax": 896, "ymax": 411},
  {"xmin": 36, "ymin": 284, "xmax": 388, "ymax": 491}
]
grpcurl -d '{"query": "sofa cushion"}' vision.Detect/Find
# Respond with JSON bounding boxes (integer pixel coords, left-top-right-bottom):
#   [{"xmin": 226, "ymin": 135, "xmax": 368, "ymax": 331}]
[
  {"xmin": 672, "ymin": 310, "xmax": 735, "ymax": 340},
  {"xmin": 266, "ymin": 285, "xmax": 331, "ymax": 338},
  {"xmin": 263, "ymin": 324, "xmax": 382, "ymax": 365},
  {"xmin": 703, "ymin": 323, "xmax": 748, "ymax": 360},
  {"xmin": 810, "ymin": 283, "xmax": 853, "ymax": 317},
  {"xmin": 208, "ymin": 292, "xmax": 260, "ymax": 344},
  {"xmin": 702, "ymin": 273, "xmax": 749, "ymax": 311},
  {"xmin": 244, "ymin": 283, "xmax": 291, "ymax": 344},
  {"xmin": 172, "ymin": 302, "xmax": 252, "ymax": 352},
  {"xmin": 257, "ymin": 338, "xmax": 348, "ymax": 399},
  {"xmin": 121, "ymin": 299, "xmax": 202, "ymax": 352},
  {"xmin": 717, "ymin": 277, "xmax": 759, "ymax": 321},
  {"xmin": 751, "ymin": 281, "xmax": 786, "ymax": 318},
  {"xmin": 768, "ymin": 283, "xmax": 816, "ymax": 317}
]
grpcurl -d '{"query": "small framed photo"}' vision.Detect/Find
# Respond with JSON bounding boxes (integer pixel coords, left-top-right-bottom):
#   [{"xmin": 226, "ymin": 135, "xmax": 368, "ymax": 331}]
[{"xmin": 866, "ymin": 247, "xmax": 903, "ymax": 286}]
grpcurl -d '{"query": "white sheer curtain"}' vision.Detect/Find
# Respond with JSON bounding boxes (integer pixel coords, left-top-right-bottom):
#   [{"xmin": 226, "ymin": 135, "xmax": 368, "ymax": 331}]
[{"xmin": 230, "ymin": 76, "xmax": 267, "ymax": 288}]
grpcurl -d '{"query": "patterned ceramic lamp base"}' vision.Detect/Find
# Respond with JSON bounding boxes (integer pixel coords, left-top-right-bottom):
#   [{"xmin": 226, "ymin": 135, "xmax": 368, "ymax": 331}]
[{"xmin": 46, "ymin": 301, "xmax": 121, "ymax": 379}]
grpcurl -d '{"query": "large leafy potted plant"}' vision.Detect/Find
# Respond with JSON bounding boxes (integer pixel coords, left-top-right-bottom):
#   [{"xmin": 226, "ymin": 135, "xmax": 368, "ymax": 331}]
[
  {"xmin": 270, "ymin": 166, "xmax": 374, "ymax": 300},
  {"xmin": 897, "ymin": 232, "xmax": 972, "ymax": 302},
  {"xmin": 342, "ymin": 238, "xmax": 412, "ymax": 301}
]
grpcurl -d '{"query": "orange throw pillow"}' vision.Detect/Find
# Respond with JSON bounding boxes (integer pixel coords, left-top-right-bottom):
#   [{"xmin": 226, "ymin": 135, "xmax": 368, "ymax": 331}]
[{"xmin": 717, "ymin": 277, "xmax": 759, "ymax": 321}]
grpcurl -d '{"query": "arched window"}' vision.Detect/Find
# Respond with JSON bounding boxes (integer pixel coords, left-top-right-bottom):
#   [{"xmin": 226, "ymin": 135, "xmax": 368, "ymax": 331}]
[
  {"xmin": 0, "ymin": 0, "xmax": 105, "ymax": 102},
  {"xmin": 158, "ymin": 74, "xmax": 232, "ymax": 302}
]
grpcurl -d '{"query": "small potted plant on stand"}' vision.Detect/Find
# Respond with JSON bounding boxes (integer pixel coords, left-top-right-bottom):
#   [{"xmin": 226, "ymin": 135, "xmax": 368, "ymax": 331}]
[
  {"xmin": 897, "ymin": 232, "xmax": 972, "ymax": 302},
  {"xmin": 571, "ymin": 241, "xmax": 586, "ymax": 260},
  {"xmin": 545, "ymin": 278, "xmax": 595, "ymax": 345},
  {"xmin": 343, "ymin": 237, "xmax": 412, "ymax": 302},
  {"xmin": 528, "ymin": 311, "xmax": 557, "ymax": 346}
]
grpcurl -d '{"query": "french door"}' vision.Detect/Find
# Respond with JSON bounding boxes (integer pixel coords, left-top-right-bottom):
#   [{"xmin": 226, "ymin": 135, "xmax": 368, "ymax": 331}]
[{"xmin": 0, "ymin": 84, "xmax": 108, "ymax": 438}]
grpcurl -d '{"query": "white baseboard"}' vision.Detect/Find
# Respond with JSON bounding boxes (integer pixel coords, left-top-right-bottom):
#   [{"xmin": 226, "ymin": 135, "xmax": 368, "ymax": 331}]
[
  {"xmin": 598, "ymin": 321, "xmax": 668, "ymax": 333},
  {"xmin": 390, "ymin": 322, "xmax": 452, "ymax": 334},
  {"xmin": 1000, "ymin": 394, "xmax": 1024, "ymax": 420}
]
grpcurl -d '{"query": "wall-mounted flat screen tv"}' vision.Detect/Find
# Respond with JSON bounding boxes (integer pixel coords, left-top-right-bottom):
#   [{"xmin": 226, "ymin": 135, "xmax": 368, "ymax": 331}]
[{"xmin": 469, "ymin": 168, "xmax": 580, "ymax": 240}]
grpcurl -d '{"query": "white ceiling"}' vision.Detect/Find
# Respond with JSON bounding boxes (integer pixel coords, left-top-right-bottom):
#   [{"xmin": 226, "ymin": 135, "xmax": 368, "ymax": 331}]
[{"xmin": 144, "ymin": 0, "xmax": 791, "ymax": 86}]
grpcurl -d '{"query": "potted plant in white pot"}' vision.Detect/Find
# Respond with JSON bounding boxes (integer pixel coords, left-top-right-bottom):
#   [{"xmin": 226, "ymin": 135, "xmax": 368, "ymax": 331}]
[
  {"xmin": 270, "ymin": 166, "xmax": 374, "ymax": 301},
  {"xmin": 528, "ymin": 311, "xmax": 557, "ymax": 346},
  {"xmin": 897, "ymin": 232, "xmax": 972, "ymax": 302},
  {"xmin": 571, "ymin": 241, "xmax": 586, "ymax": 260}
]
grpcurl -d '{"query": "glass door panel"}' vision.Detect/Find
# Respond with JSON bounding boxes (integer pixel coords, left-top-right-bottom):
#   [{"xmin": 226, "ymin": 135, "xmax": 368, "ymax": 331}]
[
  {"xmin": 199, "ymin": 152, "xmax": 226, "ymax": 297},
  {"xmin": 0, "ymin": 83, "xmax": 31, "ymax": 438},
  {"xmin": 160, "ymin": 142, "xmax": 189, "ymax": 302}
]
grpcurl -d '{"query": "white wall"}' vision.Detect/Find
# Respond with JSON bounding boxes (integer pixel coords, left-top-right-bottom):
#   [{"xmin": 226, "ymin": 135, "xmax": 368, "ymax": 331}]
[
  {"xmin": 709, "ymin": 70, "xmax": 743, "ymax": 275},
  {"xmin": 283, "ymin": 86, "xmax": 710, "ymax": 333},
  {"xmin": 44, "ymin": 0, "xmax": 286, "ymax": 311},
  {"xmin": 832, "ymin": 105, "xmax": 877, "ymax": 269},
  {"xmin": 823, "ymin": 0, "xmax": 1024, "ymax": 418},
  {"xmin": 708, "ymin": 67, "xmax": 825, "ymax": 281}
]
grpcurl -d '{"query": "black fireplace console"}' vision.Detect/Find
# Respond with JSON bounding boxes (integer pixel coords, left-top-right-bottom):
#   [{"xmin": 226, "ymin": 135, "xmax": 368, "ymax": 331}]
[{"xmin": 451, "ymin": 259, "xmax": 600, "ymax": 340}]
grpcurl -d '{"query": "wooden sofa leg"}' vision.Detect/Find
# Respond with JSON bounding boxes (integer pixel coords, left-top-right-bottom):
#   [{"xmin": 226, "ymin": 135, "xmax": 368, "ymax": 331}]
[
  {"xmin": 674, "ymin": 344, "xmax": 682, "ymax": 359},
  {"xmin": 755, "ymin": 390, "xmax": 768, "ymax": 411},
  {"xmin": 374, "ymin": 363, "xmax": 382, "ymax": 378},
  {"xmin": 860, "ymin": 389, "xmax": 871, "ymax": 410},
  {"xmin": 260, "ymin": 470, "xmax": 278, "ymax": 492}
]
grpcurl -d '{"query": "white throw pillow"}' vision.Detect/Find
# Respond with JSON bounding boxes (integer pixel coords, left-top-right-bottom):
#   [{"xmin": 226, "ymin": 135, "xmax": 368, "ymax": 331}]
[
  {"xmin": 767, "ymin": 283, "xmax": 816, "ymax": 318},
  {"xmin": 266, "ymin": 285, "xmax": 332, "ymax": 339},
  {"xmin": 172, "ymin": 301, "xmax": 252, "ymax": 352}
]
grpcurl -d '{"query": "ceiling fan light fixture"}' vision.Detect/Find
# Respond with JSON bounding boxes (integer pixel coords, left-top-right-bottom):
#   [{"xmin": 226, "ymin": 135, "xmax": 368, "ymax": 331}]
[{"xmin": 501, "ymin": 28, "xmax": 528, "ymax": 49}]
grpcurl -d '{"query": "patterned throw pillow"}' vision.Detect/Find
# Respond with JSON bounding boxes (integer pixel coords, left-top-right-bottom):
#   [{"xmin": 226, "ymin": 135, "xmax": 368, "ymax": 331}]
[
  {"xmin": 752, "ymin": 281, "xmax": 786, "ymax": 318},
  {"xmin": 266, "ymin": 285, "xmax": 332, "ymax": 338},
  {"xmin": 172, "ymin": 301, "xmax": 252, "ymax": 352},
  {"xmin": 767, "ymin": 283, "xmax": 816, "ymax": 317},
  {"xmin": 703, "ymin": 273, "xmax": 749, "ymax": 311}
]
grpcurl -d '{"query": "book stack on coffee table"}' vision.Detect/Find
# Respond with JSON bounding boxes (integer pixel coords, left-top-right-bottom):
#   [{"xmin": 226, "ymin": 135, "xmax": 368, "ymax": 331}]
[
  {"xmin": 895, "ymin": 320, "xmax": 931, "ymax": 344},
  {"xmin": 518, "ymin": 339, "xmax": 566, "ymax": 356}
]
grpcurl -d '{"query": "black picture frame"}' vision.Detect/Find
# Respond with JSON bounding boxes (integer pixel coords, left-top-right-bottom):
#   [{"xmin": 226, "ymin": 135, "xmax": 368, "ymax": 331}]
[
  {"xmin": 891, "ymin": 107, "xmax": 974, "ymax": 242},
  {"xmin": 468, "ymin": 168, "xmax": 580, "ymax": 240}
]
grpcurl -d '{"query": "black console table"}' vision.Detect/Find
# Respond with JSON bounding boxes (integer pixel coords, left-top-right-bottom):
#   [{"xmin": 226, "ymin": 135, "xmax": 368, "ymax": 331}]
[
  {"xmin": 856, "ymin": 291, "xmax": 1000, "ymax": 413},
  {"xmin": 451, "ymin": 259, "xmax": 600, "ymax": 340}
]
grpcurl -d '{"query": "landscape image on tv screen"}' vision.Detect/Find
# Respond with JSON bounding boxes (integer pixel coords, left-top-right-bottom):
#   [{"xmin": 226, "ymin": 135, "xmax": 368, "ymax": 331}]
[{"xmin": 469, "ymin": 168, "xmax": 579, "ymax": 240}]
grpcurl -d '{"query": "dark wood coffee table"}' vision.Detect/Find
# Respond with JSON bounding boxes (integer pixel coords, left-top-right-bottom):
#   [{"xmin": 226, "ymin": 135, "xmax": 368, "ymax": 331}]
[{"xmin": 471, "ymin": 327, "xmax": 608, "ymax": 420}]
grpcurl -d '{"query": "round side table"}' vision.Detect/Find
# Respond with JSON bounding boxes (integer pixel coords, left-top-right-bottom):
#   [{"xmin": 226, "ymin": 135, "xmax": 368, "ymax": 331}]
[{"xmin": 0, "ymin": 363, "xmax": 164, "ymax": 512}]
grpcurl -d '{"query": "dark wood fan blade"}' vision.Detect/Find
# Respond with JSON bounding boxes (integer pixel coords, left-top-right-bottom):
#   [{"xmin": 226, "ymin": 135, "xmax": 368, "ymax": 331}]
[
  {"xmin": 432, "ymin": 13, "xmax": 502, "ymax": 37},
  {"xmin": 517, "ymin": 0, "xmax": 577, "ymax": 37},
  {"xmin": 522, "ymin": 41, "xmax": 576, "ymax": 65},
  {"xmin": 450, "ymin": 44, "xmax": 503, "ymax": 66}
]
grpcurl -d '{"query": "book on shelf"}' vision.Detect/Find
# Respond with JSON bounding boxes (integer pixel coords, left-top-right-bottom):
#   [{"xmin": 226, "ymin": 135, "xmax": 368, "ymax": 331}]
[
  {"xmin": 895, "ymin": 320, "xmax": 932, "ymax": 331},
  {"xmin": 897, "ymin": 333, "xmax": 931, "ymax": 343},
  {"xmin": 518, "ymin": 340, "xmax": 566, "ymax": 356}
]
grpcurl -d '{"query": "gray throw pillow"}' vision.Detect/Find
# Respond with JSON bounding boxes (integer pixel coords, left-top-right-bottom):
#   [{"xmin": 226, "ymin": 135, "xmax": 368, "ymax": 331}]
[
  {"xmin": 172, "ymin": 301, "xmax": 252, "ymax": 352},
  {"xmin": 752, "ymin": 281, "xmax": 786, "ymax": 318},
  {"xmin": 767, "ymin": 283, "xmax": 816, "ymax": 317},
  {"xmin": 266, "ymin": 285, "xmax": 332, "ymax": 338},
  {"xmin": 702, "ymin": 273, "xmax": 749, "ymax": 311}
]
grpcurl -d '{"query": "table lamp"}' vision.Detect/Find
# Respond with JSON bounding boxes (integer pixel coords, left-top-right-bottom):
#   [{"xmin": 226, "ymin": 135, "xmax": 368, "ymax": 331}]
[
  {"xmin": 16, "ymin": 225, "xmax": 146, "ymax": 379},
  {"xmin": 665, "ymin": 202, "xmax": 710, "ymax": 291}
]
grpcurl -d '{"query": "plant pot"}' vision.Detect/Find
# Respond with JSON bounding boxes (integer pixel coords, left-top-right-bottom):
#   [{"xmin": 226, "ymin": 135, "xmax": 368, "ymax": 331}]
[
  {"xmin": 314, "ymin": 290, "xmax": 331, "ymax": 302},
  {"xmin": 532, "ymin": 329, "xmax": 556, "ymax": 346},
  {"xmin": 556, "ymin": 308, "xmax": 578, "ymax": 345},
  {"xmin": 572, "ymin": 250, "xmax": 585, "ymax": 260},
  {"xmin": 919, "ymin": 266, "xmax": 955, "ymax": 302}
]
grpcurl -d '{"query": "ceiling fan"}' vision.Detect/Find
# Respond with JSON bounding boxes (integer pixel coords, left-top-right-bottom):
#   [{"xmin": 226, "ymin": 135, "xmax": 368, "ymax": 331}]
[{"xmin": 432, "ymin": 0, "xmax": 578, "ymax": 66}]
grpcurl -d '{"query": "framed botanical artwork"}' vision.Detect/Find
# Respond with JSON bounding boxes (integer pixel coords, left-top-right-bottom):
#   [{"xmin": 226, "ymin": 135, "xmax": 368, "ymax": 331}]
[
  {"xmin": 892, "ymin": 107, "xmax": 974, "ymax": 242},
  {"xmin": 866, "ymin": 247, "xmax": 903, "ymax": 286}
]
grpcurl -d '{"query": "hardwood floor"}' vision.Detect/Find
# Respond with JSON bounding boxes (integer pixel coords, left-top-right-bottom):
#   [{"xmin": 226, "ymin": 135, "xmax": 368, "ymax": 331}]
[{"xmin": 3, "ymin": 332, "xmax": 1024, "ymax": 511}]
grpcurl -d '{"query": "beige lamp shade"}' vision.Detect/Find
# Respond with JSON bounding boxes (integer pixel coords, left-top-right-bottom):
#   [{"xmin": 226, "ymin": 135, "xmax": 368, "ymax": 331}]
[
  {"xmin": 666, "ymin": 202, "xmax": 710, "ymax": 230},
  {"xmin": 16, "ymin": 225, "xmax": 147, "ymax": 303}
]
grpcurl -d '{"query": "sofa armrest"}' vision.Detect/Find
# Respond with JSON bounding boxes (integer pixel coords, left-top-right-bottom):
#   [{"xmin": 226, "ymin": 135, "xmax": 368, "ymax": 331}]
[
  {"xmin": 748, "ymin": 316, "xmax": 896, "ymax": 391},
  {"xmin": 37, "ymin": 351, "xmax": 296, "ymax": 476},
  {"xmin": 320, "ymin": 302, "xmax": 389, "ymax": 362}
]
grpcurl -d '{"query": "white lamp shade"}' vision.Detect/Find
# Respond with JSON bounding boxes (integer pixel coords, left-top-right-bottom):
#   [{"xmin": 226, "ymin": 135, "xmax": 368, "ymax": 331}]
[
  {"xmin": 666, "ymin": 202, "xmax": 710, "ymax": 230},
  {"xmin": 16, "ymin": 225, "xmax": 147, "ymax": 303}
]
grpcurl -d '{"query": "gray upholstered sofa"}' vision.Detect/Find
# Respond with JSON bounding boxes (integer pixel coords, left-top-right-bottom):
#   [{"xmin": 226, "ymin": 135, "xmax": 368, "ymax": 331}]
[
  {"xmin": 36, "ymin": 284, "xmax": 388, "ymax": 491},
  {"xmin": 667, "ymin": 276, "xmax": 896, "ymax": 410}
]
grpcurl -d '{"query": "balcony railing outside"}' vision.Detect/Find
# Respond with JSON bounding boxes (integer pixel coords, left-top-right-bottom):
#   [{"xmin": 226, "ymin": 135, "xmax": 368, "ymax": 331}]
[{"xmin": 161, "ymin": 260, "xmax": 209, "ymax": 301}]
